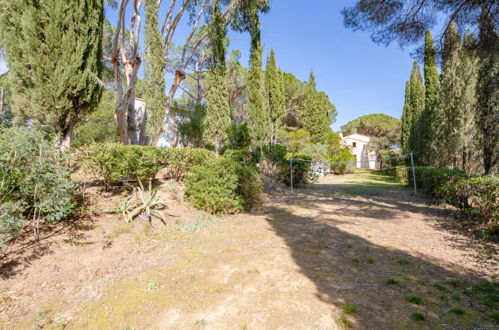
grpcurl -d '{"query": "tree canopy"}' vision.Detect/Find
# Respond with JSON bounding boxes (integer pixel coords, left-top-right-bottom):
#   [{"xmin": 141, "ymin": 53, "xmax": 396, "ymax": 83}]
[{"xmin": 341, "ymin": 113, "xmax": 400, "ymax": 139}]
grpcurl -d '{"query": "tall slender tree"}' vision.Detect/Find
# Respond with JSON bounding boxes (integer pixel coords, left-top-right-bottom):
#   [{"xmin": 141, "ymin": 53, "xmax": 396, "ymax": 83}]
[
  {"xmin": 476, "ymin": 7, "xmax": 499, "ymax": 174},
  {"xmin": 143, "ymin": 0, "xmax": 167, "ymax": 146},
  {"xmin": 400, "ymin": 81, "xmax": 412, "ymax": 155},
  {"xmin": 0, "ymin": 0, "xmax": 104, "ymax": 150},
  {"xmin": 407, "ymin": 61, "xmax": 425, "ymax": 160},
  {"xmin": 265, "ymin": 48, "xmax": 285, "ymax": 144},
  {"xmin": 202, "ymin": 0, "xmax": 231, "ymax": 153},
  {"xmin": 421, "ymin": 30, "xmax": 439, "ymax": 165}
]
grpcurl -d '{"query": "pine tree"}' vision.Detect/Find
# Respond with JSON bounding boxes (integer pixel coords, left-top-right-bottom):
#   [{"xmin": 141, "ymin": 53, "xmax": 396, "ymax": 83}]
[
  {"xmin": 476, "ymin": 8, "xmax": 499, "ymax": 174},
  {"xmin": 0, "ymin": 0, "xmax": 104, "ymax": 150},
  {"xmin": 299, "ymin": 72, "xmax": 332, "ymax": 143},
  {"xmin": 247, "ymin": 22, "xmax": 268, "ymax": 147},
  {"xmin": 407, "ymin": 61, "xmax": 425, "ymax": 161},
  {"xmin": 421, "ymin": 30, "xmax": 440, "ymax": 165},
  {"xmin": 202, "ymin": 0, "xmax": 231, "ymax": 153},
  {"xmin": 400, "ymin": 81, "xmax": 412, "ymax": 154},
  {"xmin": 144, "ymin": 0, "xmax": 167, "ymax": 145},
  {"xmin": 264, "ymin": 48, "xmax": 285, "ymax": 144}
]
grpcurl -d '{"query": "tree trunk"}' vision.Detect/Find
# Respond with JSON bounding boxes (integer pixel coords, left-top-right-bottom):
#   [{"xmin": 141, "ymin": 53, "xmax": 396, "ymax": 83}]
[
  {"xmin": 0, "ymin": 87, "xmax": 4, "ymax": 116},
  {"xmin": 59, "ymin": 125, "xmax": 74, "ymax": 152}
]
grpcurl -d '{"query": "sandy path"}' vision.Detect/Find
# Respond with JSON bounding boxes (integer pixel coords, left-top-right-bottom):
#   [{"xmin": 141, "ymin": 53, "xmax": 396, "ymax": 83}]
[{"xmin": 1, "ymin": 172, "xmax": 497, "ymax": 329}]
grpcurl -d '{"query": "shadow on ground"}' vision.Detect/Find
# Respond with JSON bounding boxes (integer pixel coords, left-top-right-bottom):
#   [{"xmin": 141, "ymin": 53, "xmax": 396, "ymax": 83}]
[{"xmin": 265, "ymin": 174, "xmax": 498, "ymax": 329}]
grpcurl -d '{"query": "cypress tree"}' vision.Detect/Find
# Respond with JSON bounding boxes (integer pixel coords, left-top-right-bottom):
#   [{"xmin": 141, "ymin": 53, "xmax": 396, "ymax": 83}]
[
  {"xmin": 299, "ymin": 72, "xmax": 332, "ymax": 143},
  {"xmin": 247, "ymin": 22, "xmax": 268, "ymax": 147},
  {"xmin": 408, "ymin": 61, "xmax": 425, "ymax": 161},
  {"xmin": 476, "ymin": 8, "xmax": 499, "ymax": 174},
  {"xmin": 435, "ymin": 24, "xmax": 465, "ymax": 168},
  {"xmin": 400, "ymin": 81, "xmax": 412, "ymax": 155},
  {"xmin": 264, "ymin": 48, "xmax": 285, "ymax": 144},
  {"xmin": 421, "ymin": 30, "xmax": 440, "ymax": 165},
  {"xmin": 202, "ymin": 0, "xmax": 231, "ymax": 153},
  {"xmin": 144, "ymin": 0, "xmax": 167, "ymax": 145},
  {"xmin": 0, "ymin": 0, "xmax": 104, "ymax": 150}
]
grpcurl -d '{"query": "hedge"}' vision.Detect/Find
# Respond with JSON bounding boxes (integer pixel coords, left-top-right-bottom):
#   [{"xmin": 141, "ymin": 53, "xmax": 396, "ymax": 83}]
[{"xmin": 410, "ymin": 167, "xmax": 498, "ymax": 234}]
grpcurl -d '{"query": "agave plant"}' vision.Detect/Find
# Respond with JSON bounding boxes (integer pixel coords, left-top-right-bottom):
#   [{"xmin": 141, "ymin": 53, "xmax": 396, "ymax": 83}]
[{"xmin": 121, "ymin": 180, "xmax": 167, "ymax": 225}]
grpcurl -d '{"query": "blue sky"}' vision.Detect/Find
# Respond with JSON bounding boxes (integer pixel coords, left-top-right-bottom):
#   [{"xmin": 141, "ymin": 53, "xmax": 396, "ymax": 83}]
[{"xmin": 1, "ymin": 0, "xmax": 417, "ymax": 131}]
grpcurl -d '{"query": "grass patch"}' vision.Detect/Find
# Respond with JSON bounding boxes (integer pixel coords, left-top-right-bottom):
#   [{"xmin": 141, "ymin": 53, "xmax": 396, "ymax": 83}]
[
  {"xmin": 366, "ymin": 256, "xmax": 376, "ymax": 264},
  {"xmin": 336, "ymin": 317, "xmax": 353, "ymax": 328},
  {"xmin": 414, "ymin": 278, "xmax": 425, "ymax": 285},
  {"xmin": 490, "ymin": 312, "xmax": 499, "ymax": 324},
  {"xmin": 385, "ymin": 279, "xmax": 399, "ymax": 285},
  {"xmin": 452, "ymin": 293, "xmax": 461, "ymax": 301},
  {"xmin": 411, "ymin": 312, "xmax": 426, "ymax": 321},
  {"xmin": 449, "ymin": 279, "xmax": 461, "ymax": 288},
  {"xmin": 343, "ymin": 303, "xmax": 357, "ymax": 314},
  {"xmin": 405, "ymin": 295, "xmax": 422, "ymax": 305},
  {"xmin": 449, "ymin": 307, "xmax": 465, "ymax": 315},
  {"xmin": 347, "ymin": 243, "xmax": 354, "ymax": 249},
  {"xmin": 397, "ymin": 258, "xmax": 410, "ymax": 265},
  {"xmin": 433, "ymin": 282, "xmax": 448, "ymax": 292},
  {"xmin": 438, "ymin": 294, "xmax": 448, "ymax": 302},
  {"xmin": 481, "ymin": 293, "xmax": 499, "ymax": 308},
  {"xmin": 351, "ymin": 258, "xmax": 360, "ymax": 264}
]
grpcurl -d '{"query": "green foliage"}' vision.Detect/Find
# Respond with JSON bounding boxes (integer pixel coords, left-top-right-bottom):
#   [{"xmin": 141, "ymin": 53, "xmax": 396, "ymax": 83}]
[
  {"xmin": 161, "ymin": 148, "xmax": 215, "ymax": 182},
  {"xmin": 203, "ymin": 0, "xmax": 231, "ymax": 153},
  {"xmin": 299, "ymin": 72, "xmax": 335, "ymax": 143},
  {"xmin": 341, "ymin": 113, "xmax": 400, "ymax": 140},
  {"xmin": 73, "ymin": 89, "xmax": 119, "ymax": 147},
  {"xmin": 265, "ymin": 48, "xmax": 286, "ymax": 144},
  {"xmin": 343, "ymin": 303, "xmax": 357, "ymax": 314},
  {"xmin": 227, "ymin": 123, "xmax": 251, "ymax": 151},
  {"xmin": 449, "ymin": 307, "xmax": 465, "ymax": 315},
  {"xmin": 400, "ymin": 81, "xmax": 412, "ymax": 155},
  {"xmin": 411, "ymin": 167, "xmax": 498, "ymax": 237},
  {"xmin": 408, "ymin": 61, "xmax": 425, "ymax": 161},
  {"xmin": 144, "ymin": 0, "xmax": 167, "ymax": 141},
  {"xmin": 284, "ymin": 154, "xmax": 313, "ymax": 188},
  {"xmin": 184, "ymin": 155, "xmax": 262, "ymax": 214},
  {"xmin": 79, "ymin": 143, "xmax": 164, "ymax": 187},
  {"xmin": 405, "ymin": 295, "xmax": 422, "ymax": 305},
  {"xmin": 118, "ymin": 180, "xmax": 167, "ymax": 225},
  {"xmin": 0, "ymin": 127, "xmax": 75, "ymax": 246},
  {"xmin": 411, "ymin": 312, "xmax": 426, "ymax": 321},
  {"xmin": 178, "ymin": 103, "xmax": 206, "ymax": 148},
  {"xmin": 0, "ymin": 0, "xmax": 104, "ymax": 148}
]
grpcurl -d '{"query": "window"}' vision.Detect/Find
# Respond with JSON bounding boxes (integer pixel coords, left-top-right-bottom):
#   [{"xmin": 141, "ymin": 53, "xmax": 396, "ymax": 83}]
[{"xmin": 352, "ymin": 142, "xmax": 357, "ymax": 148}]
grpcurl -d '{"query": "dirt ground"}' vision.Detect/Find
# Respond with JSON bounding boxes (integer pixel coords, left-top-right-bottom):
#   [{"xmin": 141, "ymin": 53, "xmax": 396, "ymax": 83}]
[{"xmin": 1, "ymin": 171, "xmax": 498, "ymax": 329}]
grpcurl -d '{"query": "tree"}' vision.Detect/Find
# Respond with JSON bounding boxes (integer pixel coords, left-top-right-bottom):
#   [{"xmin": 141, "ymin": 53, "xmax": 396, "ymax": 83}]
[
  {"xmin": 265, "ymin": 48, "xmax": 286, "ymax": 144},
  {"xmin": 299, "ymin": 72, "xmax": 335, "ymax": 143},
  {"xmin": 143, "ymin": 0, "xmax": 167, "ymax": 146},
  {"xmin": 202, "ymin": 0, "xmax": 232, "ymax": 153},
  {"xmin": 408, "ymin": 61, "xmax": 425, "ymax": 161},
  {"xmin": 0, "ymin": 0, "xmax": 104, "ymax": 150},
  {"xmin": 420, "ymin": 30, "xmax": 439, "ymax": 165},
  {"xmin": 341, "ymin": 113, "xmax": 400, "ymax": 139},
  {"xmin": 342, "ymin": 0, "xmax": 498, "ymax": 48},
  {"xmin": 400, "ymin": 81, "xmax": 412, "ymax": 154},
  {"xmin": 476, "ymin": 7, "xmax": 499, "ymax": 174}
]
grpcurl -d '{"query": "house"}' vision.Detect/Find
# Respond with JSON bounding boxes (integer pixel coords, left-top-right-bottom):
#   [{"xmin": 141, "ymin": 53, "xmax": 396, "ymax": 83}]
[{"xmin": 340, "ymin": 133, "xmax": 378, "ymax": 169}]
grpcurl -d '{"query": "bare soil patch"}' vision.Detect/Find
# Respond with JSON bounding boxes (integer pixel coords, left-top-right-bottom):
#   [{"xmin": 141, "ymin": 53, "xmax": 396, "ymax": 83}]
[{"xmin": 1, "ymin": 172, "xmax": 497, "ymax": 329}]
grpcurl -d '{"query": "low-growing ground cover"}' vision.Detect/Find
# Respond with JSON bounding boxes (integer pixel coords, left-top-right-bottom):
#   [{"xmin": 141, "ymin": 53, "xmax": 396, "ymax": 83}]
[{"xmin": 0, "ymin": 172, "xmax": 497, "ymax": 329}]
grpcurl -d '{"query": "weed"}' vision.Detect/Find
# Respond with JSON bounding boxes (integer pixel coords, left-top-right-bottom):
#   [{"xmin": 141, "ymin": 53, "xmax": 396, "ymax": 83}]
[
  {"xmin": 452, "ymin": 293, "xmax": 461, "ymax": 301},
  {"xmin": 438, "ymin": 294, "xmax": 448, "ymax": 302},
  {"xmin": 405, "ymin": 295, "xmax": 422, "ymax": 305},
  {"xmin": 490, "ymin": 312, "xmax": 499, "ymax": 324},
  {"xmin": 411, "ymin": 312, "xmax": 426, "ymax": 321},
  {"xmin": 481, "ymin": 293, "xmax": 499, "ymax": 308},
  {"xmin": 347, "ymin": 244, "xmax": 353, "ymax": 249},
  {"xmin": 214, "ymin": 287, "xmax": 223, "ymax": 294},
  {"xmin": 194, "ymin": 319, "xmax": 207, "ymax": 327},
  {"xmin": 343, "ymin": 303, "xmax": 357, "ymax": 314},
  {"xmin": 433, "ymin": 283, "xmax": 448, "ymax": 292},
  {"xmin": 398, "ymin": 259, "xmax": 410, "ymax": 265},
  {"xmin": 385, "ymin": 279, "xmax": 399, "ymax": 285},
  {"xmin": 336, "ymin": 317, "xmax": 352, "ymax": 328},
  {"xmin": 475, "ymin": 245, "xmax": 492, "ymax": 259},
  {"xmin": 449, "ymin": 307, "xmax": 465, "ymax": 315},
  {"xmin": 414, "ymin": 278, "xmax": 425, "ymax": 285},
  {"xmin": 449, "ymin": 279, "xmax": 461, "ymax": 288},
  {"xmin": 366, "ymin": 256, "xmax": 376, "ymax": 264},
  {"xmin": 351, "ymin": 258, "xmax": 360, "ymax": 263},
  {"xmin": 248, "ymin": 267, "xmax": 260, "ymax": 274},
  {"xmin": 146, "ymin": 281, "xmax": 159, "ymax": 292}
]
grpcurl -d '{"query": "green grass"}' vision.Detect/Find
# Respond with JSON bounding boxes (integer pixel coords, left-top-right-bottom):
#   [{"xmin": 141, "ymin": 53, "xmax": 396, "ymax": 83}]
[
  {"xmin": 449, "ymin": 279, "xmax": 461, "ymax": 288},
  {"xmin": 449, "ymin": 307, "xmax": 465, "ymax": 315},
  {"xmin": 490, "ymin": 312, "xmax": 499, "ymax": 324},
  {"xmin": 385, "ymin": 279, "xmax": 399, "ymax": 285},
  {"xmin": 351, "ymin": 258, "xmax": 360, "ymax": 264},
  {"xmin": 336, "ymin": 317, "xmax": 353, "ymax": 328},
  {"xmin": 414, "ymin": 278, "xmax": 425, "ymax": 285},
  {"xmin": 411, "ymin": 312, "xmax": 426, "ymax": 321},
  {"xmin": 405, "ymin": 295, "xmax": 422, "ymax": 305},
  {"xmin": 366, "ymin": 256, "xmax": 376, "ymax": 264},
  {"xmin": 433, "ymin": 283, "xmax": 448, "ymax": 292},
  {"xmin": 452, "ymin": 293, "xmax": 461, "ymax": 301},
  {"xmin": 343, "ymin": 303, "xmax": 357, "ymax": 314},
  {"xmin": 397, "ymin": 258, "xmax": 410, "ymax": 265}
]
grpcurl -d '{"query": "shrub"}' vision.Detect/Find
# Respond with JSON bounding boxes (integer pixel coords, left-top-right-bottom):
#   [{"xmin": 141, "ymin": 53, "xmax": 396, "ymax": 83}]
[
  {"xmin": 282, "ymin": 154, "xmax": 313, "ymax": 188},
  {"xmin": 0, "ymin": 127, "xmax": 75, "ymax": 247},
  {"xmin": 160, "ymin": 148, "xmax": 214, "ymax": 181},
  {"xmin": 79, "ymin": 143, "xmax": 164, "ymax": 187},
  {"xmin": 184, "ymin": 155, "xmax": 262, "ymax": 214},
  {"xmin": 260, "ymin": 144, "xmax": 288, "ymax": 191},
  {"xmin": 327, "ymin": 147, "xmax": 356, "ymax": 175}
]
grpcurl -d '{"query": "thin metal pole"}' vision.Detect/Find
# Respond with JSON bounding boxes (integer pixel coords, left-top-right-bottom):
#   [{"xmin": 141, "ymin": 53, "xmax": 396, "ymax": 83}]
[
  {"xmin": 290, "ymin": 159, "xmax": 293, "ymax": 194},
  {"xmin": 410, "ymin": 152, "xmax": 417, "ymax": 196}
]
